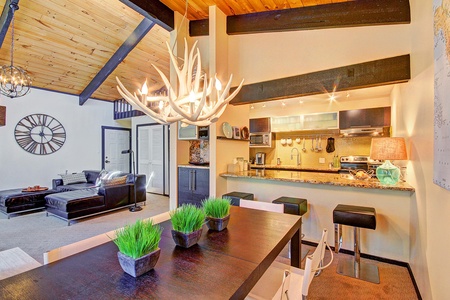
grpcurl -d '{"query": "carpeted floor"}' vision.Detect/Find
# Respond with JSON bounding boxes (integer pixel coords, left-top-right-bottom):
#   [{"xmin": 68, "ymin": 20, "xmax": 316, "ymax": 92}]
[
  {"xmin": 0, "ymin": 193, "xmax": 170, "ymax": 264},
  {"xmin": 0, "ymin": 194, "xmax": 419, "ymax": 299}
]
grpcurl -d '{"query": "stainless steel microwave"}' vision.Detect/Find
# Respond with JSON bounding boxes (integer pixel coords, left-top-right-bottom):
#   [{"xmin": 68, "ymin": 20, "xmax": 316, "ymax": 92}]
[{"xmin": 249, "ymin": 133, "xmax": 274, "ymax": 148}]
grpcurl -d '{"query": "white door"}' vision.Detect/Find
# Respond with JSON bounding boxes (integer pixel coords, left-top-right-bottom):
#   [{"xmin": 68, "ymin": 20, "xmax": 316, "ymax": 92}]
[
  {"xmin": 138, "ymin": 125, "xmax": 164, "ymax": 194},
  {"xmin": 103, "ymin": 127, "xmax": 130, "ymax": 172}
]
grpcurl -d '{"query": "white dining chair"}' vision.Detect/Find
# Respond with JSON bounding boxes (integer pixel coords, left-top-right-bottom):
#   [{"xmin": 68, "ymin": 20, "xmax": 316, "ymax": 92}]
[{"xmin": 246, "ymin": 229, "xmax": 333, "ymax": 300}]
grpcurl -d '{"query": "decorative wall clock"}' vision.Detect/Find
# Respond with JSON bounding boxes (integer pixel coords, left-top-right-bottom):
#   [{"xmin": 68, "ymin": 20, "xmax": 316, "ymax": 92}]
[{"xmin": 14, "ymin": 113, "xmax": 66, "ymax": 155}]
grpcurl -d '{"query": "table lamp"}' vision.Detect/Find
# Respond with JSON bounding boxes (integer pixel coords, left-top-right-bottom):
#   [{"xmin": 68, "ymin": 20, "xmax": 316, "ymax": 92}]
[{"xmin": 370, "ymin": 137, "xmax": 407, "ymax": 185}]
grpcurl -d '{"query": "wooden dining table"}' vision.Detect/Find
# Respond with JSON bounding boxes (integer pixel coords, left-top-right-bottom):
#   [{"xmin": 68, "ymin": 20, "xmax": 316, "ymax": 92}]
[{"xmin": 0, "ymin": 206, "xmax": 301, "ymax": 300}]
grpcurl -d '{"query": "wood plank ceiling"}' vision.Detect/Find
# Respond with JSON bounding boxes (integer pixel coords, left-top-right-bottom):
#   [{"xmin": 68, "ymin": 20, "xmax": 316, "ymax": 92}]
[{"xmin": 0, "ymin": 0, "xmax": 395, "ymax": 103}]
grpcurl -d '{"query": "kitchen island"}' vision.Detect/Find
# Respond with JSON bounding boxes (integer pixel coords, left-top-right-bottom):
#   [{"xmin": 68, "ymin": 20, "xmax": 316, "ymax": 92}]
[{"xmin": 220, "ymin": 170, "xmax": 414, "ymax": 262}]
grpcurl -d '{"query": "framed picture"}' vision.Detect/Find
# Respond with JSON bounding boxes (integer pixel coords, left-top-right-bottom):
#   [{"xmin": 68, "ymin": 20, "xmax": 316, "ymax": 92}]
[{"xmin": 232, "ymin": 126, "xmax": 240, "ymax": 139}]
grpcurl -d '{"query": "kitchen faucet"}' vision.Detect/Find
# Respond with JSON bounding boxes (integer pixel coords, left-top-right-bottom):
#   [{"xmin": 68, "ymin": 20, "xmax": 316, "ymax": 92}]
[{"xmin": 291, "ymin": 147, "xmax": 301, "ymax": 166}]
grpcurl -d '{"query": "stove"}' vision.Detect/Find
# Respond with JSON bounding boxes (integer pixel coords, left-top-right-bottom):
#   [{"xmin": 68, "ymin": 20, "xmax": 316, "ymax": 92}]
[{"xmin": 339, "ymin": 156, "xmax": 383, "ymax": 175}]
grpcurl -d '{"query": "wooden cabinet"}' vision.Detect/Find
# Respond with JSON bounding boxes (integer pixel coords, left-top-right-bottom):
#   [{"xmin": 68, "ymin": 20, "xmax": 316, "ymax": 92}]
[
  {"xmin": 178, "ymin": 167, "xmax": 209, "ymax": 207},
  {"xmin": 339, "ymin": 107, "xmax": 391, "ymax": 129}
]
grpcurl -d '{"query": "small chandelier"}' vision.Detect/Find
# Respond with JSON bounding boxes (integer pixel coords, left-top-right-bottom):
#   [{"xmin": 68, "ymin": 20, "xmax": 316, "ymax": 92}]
[
  {"xmin": 116, "ymin": 39, "xmax": 244, "ymax": 126},
  {"xmin": 0, "ymin": 2, "xmax": 32, "ymax": 98}
]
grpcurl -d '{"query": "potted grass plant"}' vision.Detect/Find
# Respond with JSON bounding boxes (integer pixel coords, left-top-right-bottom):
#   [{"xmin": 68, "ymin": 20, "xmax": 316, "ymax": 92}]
[
  {"xmin": 170, "ymin": 204, "xmax": 206, "ymax": 248},
  {"xmin": 114, "ymin": 219, "xmax": 162, "ymax": 277},
  {"xmin": 203, "ymin": 197, "xmax": 231, "ymax": 231}
]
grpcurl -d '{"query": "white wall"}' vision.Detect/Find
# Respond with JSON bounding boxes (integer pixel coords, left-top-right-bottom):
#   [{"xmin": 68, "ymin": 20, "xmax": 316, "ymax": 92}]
[
  {"xmin": 0, "ymin": 88, "xmax": 129, "ymax": 190},
  {"xmin": 393, "ymin": 0, "xmax": 448, "ymax": 299},
  {"xmin": 222, "ymin": 2, "xmax": 446, "ymax": 298}
]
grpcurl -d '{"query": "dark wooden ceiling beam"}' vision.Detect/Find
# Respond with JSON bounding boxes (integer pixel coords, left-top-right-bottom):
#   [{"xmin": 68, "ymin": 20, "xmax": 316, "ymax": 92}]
[
  {"xmin": 79, "ymin": 19, "xmax": 155, "ymax": 106},
  {"xmin": 190, "ymin": 0, "xmax": 410, "ymax": 36},
  {"xmin": 0, "ymin": 0, "xmax": 19, "ymax": 48},
  {"xmin": 120, "ymin": 0, "xmax": 174, "ymax": 31},
  {"xmin": 229, "ymin": 54, "xmax": 411, "ymax": 105}
]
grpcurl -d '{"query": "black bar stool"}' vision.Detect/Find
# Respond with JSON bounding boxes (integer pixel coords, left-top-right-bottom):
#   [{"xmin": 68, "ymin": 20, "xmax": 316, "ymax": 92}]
[
  {"xmin": 272, "ymin": 196, "xmax": 308, "ymax": 267},
  {"xmin": 333, "ymin": 204, "xmax": 379, "ymax": 284},
  {"xmin": 222, "ymin": 191, "xmax": 254, "ymax": 206}
]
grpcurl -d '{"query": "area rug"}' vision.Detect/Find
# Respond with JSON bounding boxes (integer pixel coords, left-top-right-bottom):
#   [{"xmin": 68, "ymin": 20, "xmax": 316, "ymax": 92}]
[{"xmin": 0, "ymin": 247, "xmax": 42, "ymax": 280}]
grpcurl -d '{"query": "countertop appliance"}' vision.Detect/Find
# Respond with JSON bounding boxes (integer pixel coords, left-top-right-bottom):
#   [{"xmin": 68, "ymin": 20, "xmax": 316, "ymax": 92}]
[
  {"xmin": 255, "ymin": 152, "xmax": 266, "ymax": 165},
  {"xmin": 250, "ymin": 132, "xmax": 274, "ymax": 148},
  {"xmin": 339, "ymin": 156, "xmax": 383, "ymax": 175}
]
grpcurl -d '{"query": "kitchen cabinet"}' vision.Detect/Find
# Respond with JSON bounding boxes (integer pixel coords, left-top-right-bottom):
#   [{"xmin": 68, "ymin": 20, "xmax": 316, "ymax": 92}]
[
  {"xmin": 178, "ymin": 167, "xmax": 210, "ymax": 207},
  {"xmin": 271, "ymin": 112, "xmax": 338, "ymax": 132},
  {"xmin": 339, "ymin": 107, "xmax": 391, "ymax": 129}
]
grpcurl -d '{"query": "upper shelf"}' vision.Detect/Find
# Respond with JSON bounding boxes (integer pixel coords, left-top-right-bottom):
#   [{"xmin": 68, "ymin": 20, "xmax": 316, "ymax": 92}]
[{"xmin": 217, "ymin": 136, "xmax": 250, "ymax": 142}]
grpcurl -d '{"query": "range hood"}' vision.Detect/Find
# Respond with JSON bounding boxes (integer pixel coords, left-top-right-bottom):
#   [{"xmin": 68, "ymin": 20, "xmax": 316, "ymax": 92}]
[{"xmin": 340, "ymin": 127, "xmax": 386, "ymax": 137}]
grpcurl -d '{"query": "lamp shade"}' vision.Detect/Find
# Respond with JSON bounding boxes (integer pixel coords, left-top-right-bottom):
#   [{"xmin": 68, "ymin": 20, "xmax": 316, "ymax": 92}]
[{"xmin": 370, "ymin": 137, "xmax": 407, "ymax": 161}]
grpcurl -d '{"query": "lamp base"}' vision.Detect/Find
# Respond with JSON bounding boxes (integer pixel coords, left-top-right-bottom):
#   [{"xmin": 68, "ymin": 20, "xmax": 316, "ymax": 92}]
[
  {"xmin": 376, "ymin": 160, "xmax": 401, "ymax": 185},
  {"xmin": 129, "ymin": 205, "xmax": 143, "ymax": 212}
]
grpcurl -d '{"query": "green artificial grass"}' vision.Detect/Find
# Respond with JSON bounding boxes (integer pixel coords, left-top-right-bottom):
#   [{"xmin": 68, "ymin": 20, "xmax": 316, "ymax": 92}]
[
  {"xmin": 170, "ymin": 204, "xmax": 206, "ymax": 234},
  {"xmin": 202, "ymin": 197, "xmax": 231, "ymax": 219},
  {"xmin": 114, "ymin": 219, "xmax": 162, "ymax": 259}
]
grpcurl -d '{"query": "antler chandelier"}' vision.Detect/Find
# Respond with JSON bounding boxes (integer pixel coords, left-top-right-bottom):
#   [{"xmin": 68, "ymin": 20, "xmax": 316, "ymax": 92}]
[
  {"xmin": 116, "ymin": 39, "xmax": 244, "ymax": 126},
  {"xmin": 0, "ymin": 2, "xmax": 31, "ymax": 98}
]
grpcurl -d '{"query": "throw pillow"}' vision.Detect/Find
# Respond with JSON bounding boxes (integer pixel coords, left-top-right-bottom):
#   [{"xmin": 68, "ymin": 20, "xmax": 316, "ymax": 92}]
[
  {"xmin": 95, "ymin": 169, "xmax": 109, "ymax": 187},
  {"xmin": 101, "ymin": 175, "xmax": 127, "ymax": 187},
  {"xmin": 60, "ymin": 173, "xmax": 87, "ymax": 185}
]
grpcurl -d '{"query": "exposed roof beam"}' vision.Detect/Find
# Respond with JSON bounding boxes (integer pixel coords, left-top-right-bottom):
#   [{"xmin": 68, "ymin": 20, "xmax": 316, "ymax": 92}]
[
  {"xmin": 79, "ymin": 18, "xmax": 155, "ymax": 106},
  {"xmin": 229, "ymin": 55, "xmax": 411, "ymax": 105},
  {"xmin": 0, "ymin": 0, "xmax": 19, "ymax": 48},
  {"xmin": 190, "ymin": 0, "xmax": 410, "ymax": 36},
  {"xmin": 120, "ymin": 0, "xmax": 174, "ymax": 32}
]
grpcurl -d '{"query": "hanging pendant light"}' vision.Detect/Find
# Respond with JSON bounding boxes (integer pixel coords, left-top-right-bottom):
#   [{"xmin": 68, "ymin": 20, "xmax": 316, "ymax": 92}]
[
  {"xmin": 0, "ymin": 2, "xmax": 32, "ymax": 98},
  {"xmin": 116, "ymin": 0, "xmax": 243, "ymax": 126},
  {"xmin": 117, "ymin": 39, "xmax": 244, "ymax": 126}
]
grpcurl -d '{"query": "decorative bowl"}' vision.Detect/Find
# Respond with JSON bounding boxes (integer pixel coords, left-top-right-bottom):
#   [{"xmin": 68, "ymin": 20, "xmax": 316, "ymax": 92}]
[{"xmin": 349, "ymin": 169, "xmax": 374, "ymax": 181}]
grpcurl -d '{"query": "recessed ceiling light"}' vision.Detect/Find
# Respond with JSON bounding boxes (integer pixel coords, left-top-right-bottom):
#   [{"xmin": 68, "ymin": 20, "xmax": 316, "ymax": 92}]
[
  {"xmin": 299, "ymin": 100, "xmax": 304, "ymax": 104},
  {"xmin": 250, "ymin": 105, "xmax": 254, "ymax": 109},
  {"xmin": 281, "ymin": 102, "xmax": 286, "ymax": 107},
  {"xmin": 262, "ymin": 103, "xmax": 266, "ymax": 108}
]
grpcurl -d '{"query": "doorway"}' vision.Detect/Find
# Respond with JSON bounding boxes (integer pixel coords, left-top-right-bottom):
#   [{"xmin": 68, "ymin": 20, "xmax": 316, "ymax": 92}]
[
  {"xmin": 101, "ymin": 126, "xmax": 131, "ymax": 172},
  {"xmin": 137, "ymin": 124, "xmax": 169, "ymax": 196}
]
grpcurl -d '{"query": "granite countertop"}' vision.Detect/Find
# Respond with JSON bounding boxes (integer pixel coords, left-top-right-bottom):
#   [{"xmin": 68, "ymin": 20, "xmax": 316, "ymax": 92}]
[
  {"xmin": 178, "ymin": 164, "xmax": 210, "ymax": 169},
  {"xmin": 250, "ymin": 164, "xmax": 340, "ymax": 173},
  {"xmin": 220, "ymin": 169, "xmax": 415, "ymax": 192}
]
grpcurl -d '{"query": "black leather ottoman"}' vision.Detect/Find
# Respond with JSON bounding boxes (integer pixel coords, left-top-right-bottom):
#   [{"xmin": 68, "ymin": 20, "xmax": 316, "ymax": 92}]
[
  {"xmin": 45, "ymin": 189, "xmax": 105, "ymax": 225},
  {"xmin": 222, "ymin": 191, "xmax": 254, "ymax": 206},
  {"xmin": 0, "ymin": 188, "xmax": 57, "ymax": 219},
  {"xmin": 333, "ymin": 204, "xmax": 379, "ymax": 283}
]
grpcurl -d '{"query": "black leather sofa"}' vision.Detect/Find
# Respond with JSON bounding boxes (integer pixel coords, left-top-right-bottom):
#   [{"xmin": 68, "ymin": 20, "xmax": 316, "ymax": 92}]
[{"xmin": 45, "ymin": 170, "xmax": 146, "ymax": 225}]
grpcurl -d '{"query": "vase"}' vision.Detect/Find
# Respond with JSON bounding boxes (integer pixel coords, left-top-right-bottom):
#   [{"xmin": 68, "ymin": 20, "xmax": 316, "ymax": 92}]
[
  {"xmin": 171, "ymin": 228, "xmax": 203, "ymax": 248},
  {"xmin": 205, "ymin": 214, "xmax": 230, "ymax": 231},
  {"xmin": 117, "ymin": 248, "xmax": 160, "ymax": 278}
]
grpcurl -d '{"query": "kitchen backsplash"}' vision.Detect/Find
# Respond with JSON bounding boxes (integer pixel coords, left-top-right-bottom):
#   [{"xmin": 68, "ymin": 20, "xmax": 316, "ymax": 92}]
[
  {"xmin": 189, "ymin": 140, "xmax": 210, "ymax": 164},
  {"xmin": 250, "ymin": 133, "xmax": 373, "ymax": 167}
]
